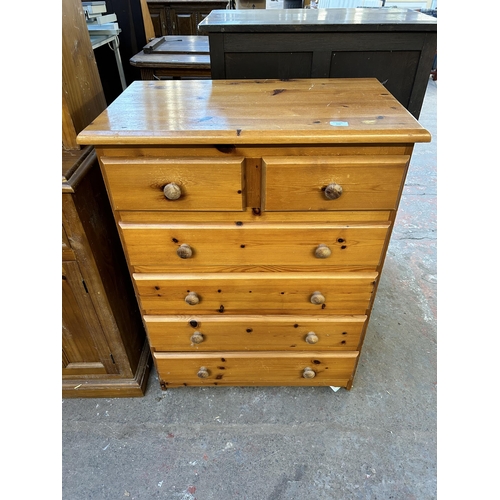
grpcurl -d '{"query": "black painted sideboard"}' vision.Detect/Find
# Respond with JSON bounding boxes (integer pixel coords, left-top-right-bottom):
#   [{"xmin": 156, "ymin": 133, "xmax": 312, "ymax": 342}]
[{"xmin": 198, "ymin": 8, "xmax": 437, "ymax": 118}]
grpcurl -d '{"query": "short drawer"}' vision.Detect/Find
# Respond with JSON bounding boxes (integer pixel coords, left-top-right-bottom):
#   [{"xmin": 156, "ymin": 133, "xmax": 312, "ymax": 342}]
[
  {"xmin": 155, "ymin": 351, "xmax": 359, "ymax": 387},
  {"xmin": 99, "ymin": 156, "xmax": 245, "ymax": 211},
  {"xmin": 120, "ymin": 221, "xmax": 390, "ymax": 269},
  {"xmin": 144, "ymin": 314, "xmax": 366, "ymax": 351},
  {"xmin": 262, "ymin": 155, "xmax": 409, "ymax": 211},
  {"xmin": 134, "ymin": 271, "xmax": 377, "ymax": 315}
]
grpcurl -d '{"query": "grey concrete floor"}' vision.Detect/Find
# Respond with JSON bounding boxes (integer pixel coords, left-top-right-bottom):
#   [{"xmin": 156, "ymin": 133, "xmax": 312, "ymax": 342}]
[{"xmin": 62, "ymin": 78, "xmax": 437, "ymax": 500}]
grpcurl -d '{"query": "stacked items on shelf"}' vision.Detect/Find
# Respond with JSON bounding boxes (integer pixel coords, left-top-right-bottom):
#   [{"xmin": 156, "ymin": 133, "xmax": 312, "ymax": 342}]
[{"xmin": 82, "ymin": 1, "xmax": 120, "ymax": 35}]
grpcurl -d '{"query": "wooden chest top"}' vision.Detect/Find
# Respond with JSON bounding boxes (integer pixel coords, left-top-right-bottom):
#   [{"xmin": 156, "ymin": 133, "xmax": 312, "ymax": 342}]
[{"xmin": 77, "ymin": 78, "xmax": 431, "ymax": 146}]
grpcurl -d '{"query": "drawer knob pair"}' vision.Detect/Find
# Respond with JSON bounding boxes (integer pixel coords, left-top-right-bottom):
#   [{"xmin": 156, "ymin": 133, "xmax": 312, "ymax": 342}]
[
  {"xmin": 163, "ymin": 182, "xmax": 182, "ymax": 200},
  {"xmin": 197, "ymin": 366, "xmax": 315, "ymax": 379},
  {"xmin": 324, "ymin": 182, "xmax": 343, "ymax": 200}
]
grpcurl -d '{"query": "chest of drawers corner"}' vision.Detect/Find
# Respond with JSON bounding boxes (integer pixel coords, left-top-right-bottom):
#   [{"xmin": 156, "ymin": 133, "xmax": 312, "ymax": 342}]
[{"xmin": 77, "ymin": 78, "xmax": 431, "ymax": 390}]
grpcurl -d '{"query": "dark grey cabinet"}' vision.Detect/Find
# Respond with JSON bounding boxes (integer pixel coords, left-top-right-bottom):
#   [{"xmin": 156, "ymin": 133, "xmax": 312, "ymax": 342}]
[{"xmin": 199, "ymin": 8, "xmax": 437, "ymax": 118}]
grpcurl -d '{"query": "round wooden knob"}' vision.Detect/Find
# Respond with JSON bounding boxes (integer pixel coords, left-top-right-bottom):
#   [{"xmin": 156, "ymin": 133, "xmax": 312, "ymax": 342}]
[
  {"xmin": 190, "ymin": 331, "xmax": 204, "ymax": 344},
  {"xmin": 177, "ymin": 244, "xmax": 193, "ymax": 259},
  {"xmin": 310, "ymin": 291, "xmax": 325, "ymax": 305},
  {"xmin": 197, "ymin": 366, "xmax": 210, "ymax": 378},
  {"xmin": 185, "ymin": 292, "xmax": 200, "ymax": 305},
  {"xmin": 324, "ymin": 183, "xmax": 343, "ymax": 200},
  {"xmin": 305, "ymin": 332, "xmax": 319, "ymax": 344},
  {"xmin": 314, "ymin": 244, "xmax": 332, "ymax": 259},
  {"xmin": 163, "ymin": 182, "xmax": 182, "ymax": 200},
  {"xmin": 303, "ymin": 367, "xmax": 316, "ymax": 379}
]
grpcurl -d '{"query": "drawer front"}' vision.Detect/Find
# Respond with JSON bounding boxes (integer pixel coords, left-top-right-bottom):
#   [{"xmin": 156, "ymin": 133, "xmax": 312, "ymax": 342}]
[
  {"xmin": 121, "ymin": 222, "xmax": 390, "ymax": 268},
  {"xmin": 145, "ymin": 314, "xmax": 366, "ymax": 351},
  {"xmin": 134, "ymin": 272, "xmax": 377, "ymax": 315},
  {"xmin": 100, "ymin": 156, "xmax": 245, "ymax": 211},
  {"xmin": 263, "ymin": 155, "xmax": 409, "ymax": 211},
  {"xmin": 155, "ymin": 351, "xmax": 359, "ymax": 387}
]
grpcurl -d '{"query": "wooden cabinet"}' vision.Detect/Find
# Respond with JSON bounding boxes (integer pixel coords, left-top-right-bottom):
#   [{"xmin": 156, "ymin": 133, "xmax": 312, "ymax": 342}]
[
  {"xmin": 62, "ymin": 147, "xmax": 151, "ymax": 397},
  {"xmin": 77, "ymin": 78, "xmax": 430, "ymax": 390},
  {"xmin": 147, "ymin": 0, "xmax": 228, "ymax": 36},
  {"xmin": 199, "ymin": 8, "xmax": 437, "ymax": 118}
]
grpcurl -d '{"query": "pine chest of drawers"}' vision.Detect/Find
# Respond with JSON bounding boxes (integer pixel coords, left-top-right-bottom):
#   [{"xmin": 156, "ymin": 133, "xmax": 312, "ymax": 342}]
[{"xmin": 77, "ymin": 78, "xmax": 431, "ymax": 390}]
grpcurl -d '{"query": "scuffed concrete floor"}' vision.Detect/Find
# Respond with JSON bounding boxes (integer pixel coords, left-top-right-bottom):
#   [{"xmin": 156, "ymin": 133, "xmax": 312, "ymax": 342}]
[{"xmin": 62, "ymin": 78, "xmax": 437, "ymax": 500}]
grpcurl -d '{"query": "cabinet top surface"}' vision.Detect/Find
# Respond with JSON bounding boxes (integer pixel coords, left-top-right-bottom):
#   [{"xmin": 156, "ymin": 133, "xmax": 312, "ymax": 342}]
[
  {"xmin": 77, "ymin": 78, "xmax": 431, "ymax": 146},
  {"xmin": 198, "ymin": 8, "xmax": 437, "ymax": 32}
]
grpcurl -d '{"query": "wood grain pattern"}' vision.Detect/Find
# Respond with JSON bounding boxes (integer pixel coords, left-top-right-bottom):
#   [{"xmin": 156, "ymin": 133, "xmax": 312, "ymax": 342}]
[
  {"xmin": 100, "ymin": 156, "xmax": 245, "ymax": 211},
  {"xmin": 120, "ymin": 222, "xmax": 390, "ymax": 268},
  {"xmin": 134, "ymin": 272, "xmax": 377, "ymax": 315},
  {"xmin": 144, "ymin": 314, "xmax": 366, "ymax": 351},
  {"xmin": 79, "ymin": 78, "xmax": 430, "ymax": 390},
  {"xmin": 155, "ymin": 351, "xmax": 359, "ymax": 387},
  {"xmin": 263, "ymin": 155, "xmax": 409, "ymax": 211},
  {"xmin": 77, "ymin": 79, "xmax": 431, "ymax": 146}
]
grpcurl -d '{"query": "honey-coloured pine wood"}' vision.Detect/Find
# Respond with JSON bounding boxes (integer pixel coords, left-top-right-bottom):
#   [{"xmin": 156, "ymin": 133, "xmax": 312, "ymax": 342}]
[
  {"xmin": 155, "ymin": 351, "xmax": 359, "ymax": 387},
  {"xmin": 133, "ymin": 272, "xmax": 377, "ymax": 315},
  {"xmin": 77, "ymin": 78, "xmax": 431, "ymax": 390},
  {"xmin": 144, "ymin": 314, "xmax": 366, "ymax": 351},
  {"xmin": 77, "ymin": 79, "xmax": 431, "ymax": 146},
  {"xmin": 100, "ymin": 156, "xmax": 245, "ymax": 211},
  {"xmin": 120, "ymin": 222, "xmax": 390, "ymax": 269}
]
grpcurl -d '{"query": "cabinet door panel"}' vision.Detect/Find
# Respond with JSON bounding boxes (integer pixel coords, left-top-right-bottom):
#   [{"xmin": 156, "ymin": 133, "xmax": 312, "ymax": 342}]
[{"xmin": 62, "ymin": 261, "xmax": 116, "ymax": 376}]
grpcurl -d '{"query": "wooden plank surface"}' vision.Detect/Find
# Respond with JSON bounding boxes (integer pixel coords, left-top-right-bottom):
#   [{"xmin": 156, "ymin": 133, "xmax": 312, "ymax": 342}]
[
  {"xmin": 155, "ymin": 351, "xmax": 359, "ymax": 387},
  {"xmin": 77, "ymin": 79, "xmax": 431, "ymax": 146},
  {"xmin": 120, "ymin": 222, "xmax": 390, "ymax": 268},
  {"xmin": 142, "ymin": 35, "xmax": 209, "ymax": 54},
  {"xmin": 145, "ymin": 314, "xmax": 366, "ymax": 351},
  {"xmin": 134, "ymin": 271, "xmax": 377, "ymax": 315}
]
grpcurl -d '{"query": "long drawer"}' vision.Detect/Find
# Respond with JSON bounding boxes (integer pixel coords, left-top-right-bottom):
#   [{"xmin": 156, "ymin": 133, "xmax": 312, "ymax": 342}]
[
  {"xmin": 134, "ymin": 272, "xmax": 377, "ymax": 315},
  {"xmin": 120, "ymin": 222, "xmax": 390, "ymax": 269},
  {"xmin": 144, "ymin": 314, "xmax": 367, "ymax": 351},
  {"xmin": 155, "ymin": 351, "xmax": 359, "ymax": 387}
]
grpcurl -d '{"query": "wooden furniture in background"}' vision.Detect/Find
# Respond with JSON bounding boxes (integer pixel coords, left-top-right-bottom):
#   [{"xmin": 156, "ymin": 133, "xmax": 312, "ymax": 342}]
[
  {"xmin": 198, "ymin": 7, "xmax": 437, "ymax": 118},
  {"xmin": 62, "ymin": 148, "xmax": 150, "ymax": 397},
  {"xmin": 77, "ymin": 78, "xmax": 430, "ymax": 390},
  {"xmin": 147, "ymin": 0, "xmax": 228, "ymax": 36},
  {"xmin": 140, "ymin": 0, "xmax": 156, "ymax": 41},
  {"xmin": 130, "ymin": 36, "xmax": 210, "ymax": 79},
  {"xmin": 62, "ymin": 0, "xmax": 150, "ymax": 397}
]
